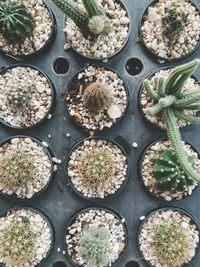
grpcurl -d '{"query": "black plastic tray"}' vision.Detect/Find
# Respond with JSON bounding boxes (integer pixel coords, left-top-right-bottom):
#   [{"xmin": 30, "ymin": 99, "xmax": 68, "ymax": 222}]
[{"xmin": 0, "ymin": 0, "xmax": 200, "ymax": 267}]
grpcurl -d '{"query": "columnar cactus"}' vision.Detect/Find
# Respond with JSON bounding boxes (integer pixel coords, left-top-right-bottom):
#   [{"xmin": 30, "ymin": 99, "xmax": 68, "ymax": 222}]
[
  {"xmin": 0, "ymin": 0, "xmax": 34, "ymax": 42},
  {"xmin": 143, "ymin": 59, "xmax": 200, "ymax": 187}
]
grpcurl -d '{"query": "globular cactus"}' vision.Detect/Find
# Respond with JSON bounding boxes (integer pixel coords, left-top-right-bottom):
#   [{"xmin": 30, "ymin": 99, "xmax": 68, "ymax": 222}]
[
  {"xmin": 79, "ymin": 225, "xmax": 110, "ymax": 267},
  {"xmin": 83, "ymin": 82, "xmax": 113, "ymax": 113},
  {"xmin": 0, "ymin": 222, "xmax": 36, "ymax": 266},
  {"xmin": 153, "ymin": 149, "xmax": 195, "ymax": 191},
  {"xmin": 0, "ymin": 0, "xmax": 34, "ymax": 42},
  {"xmin": 153, "ymin": 223, "xmax": 190, "ymax": 266}
]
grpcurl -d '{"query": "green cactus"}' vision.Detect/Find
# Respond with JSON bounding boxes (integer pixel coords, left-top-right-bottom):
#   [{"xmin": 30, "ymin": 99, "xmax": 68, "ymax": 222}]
[
  {"xmin": 143, "ymin": 59, "xmax": 200, "ymax": 187},
  {"xmin": 83, "ymin": 81, "xmax": 113, "ymax": 113},
  {"xmin": 153, "ymin": 149, "xmax": 195, "ymax": 191},
  {"xmin": 0, "ymin": 0, "xmax": 34, "ymax": 42},
  {"xmin": 153, "ymin": 223, "xmax": 190, "ymax": 266},
  {"xmin": 0, "ymin": 222, "xmax": 36, "ymax": 266},
  {"xmin": 79, "ymin": 225, "xmax": 110, "ymax": 267},
  {"xmin": 82, "ymin": 0, "xmax": 105, "ymax": 17},
  {"xmin": 88, "ymin": 15, "xmax": 111, "ymax": 35}
]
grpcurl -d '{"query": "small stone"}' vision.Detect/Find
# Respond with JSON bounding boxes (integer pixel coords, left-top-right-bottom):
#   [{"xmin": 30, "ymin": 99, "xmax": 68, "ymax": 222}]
[
  {"xmin": 107, "ymin": 105, "xmax": 122, "ymax": 119},
  {"xmin": 132, "ymin": 142, "xmax": 138, "ymax": 148}
]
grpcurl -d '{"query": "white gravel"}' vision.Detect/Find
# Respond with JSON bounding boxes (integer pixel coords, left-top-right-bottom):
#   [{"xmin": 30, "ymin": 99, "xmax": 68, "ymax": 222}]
[{"xmin": 64, "ymin": 0, "xmax": 130, "ymax": 58}]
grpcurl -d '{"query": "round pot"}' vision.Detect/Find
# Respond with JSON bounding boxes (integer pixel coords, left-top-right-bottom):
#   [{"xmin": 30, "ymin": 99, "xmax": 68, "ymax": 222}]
[
  {"xmin": 138, "ymin": 137, "xmax": 200, "ymax": 201},
  {"xmin": 0, "ymin": 135, "xmax": 54, "ymax": 201},
  {"xmin": 0, "ymin": 64, "xmax": 56, "ymax": 130},
  {"xmin": 139, "ymin": 0, "xmax": 200, "ymax": 62},
  {"xmin": 65, "ymin": 0, "xmax": 130, "ymax": 61},
  {"xmin": 65, "ymin": 206, "xmax": 128, "ymax": 267},
  {"xmin": 65, "ymin": 65, "xmax": 130, "ymax": 133},
  {"xmin": 0, "ymin": 206, "xmax": 55, "ymax": 267},
  {"xmin": 66, "ymin": 136, "xmax": 129, "ymax": 201},
  {"xmin": 0, "ymin": 1, "xmax": 57, "ymax": 59},
  {"xmin": 137, "ymin": 206, "xmax": 200, "ymax": 267}
]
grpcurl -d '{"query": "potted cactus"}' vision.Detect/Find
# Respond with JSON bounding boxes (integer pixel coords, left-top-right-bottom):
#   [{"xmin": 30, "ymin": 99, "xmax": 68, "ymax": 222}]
[
  {"xmin": 65, "ymin": 66, "xmax": 129, "ymax": 133},
  {"xmin": 53, "ymin": 0, "xmax": 130, "ymax": 59},
  {"xmin": 0, "ymin": 0, "xmax": 56, "ymax": 58},
  {"xmin": 138, "ymin": 208, "xmax": 200, "ymax": 267},
  {"xmin": 140, "ymin": 0, "xmax": 200, "ymax": 61},
  {"xmin": 66, "ymin": 207, "xmax": 126, "ymax": 267}
]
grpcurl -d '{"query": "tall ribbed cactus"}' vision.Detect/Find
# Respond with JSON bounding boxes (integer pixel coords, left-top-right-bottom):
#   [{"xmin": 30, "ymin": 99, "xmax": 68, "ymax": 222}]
[
  {"xmin": 0, "ymin": 0, "xmax": 34, "ymax": 42},
  {"xmin": 143, "ymin": 59, "xmax": 200, "ymax": 185}
]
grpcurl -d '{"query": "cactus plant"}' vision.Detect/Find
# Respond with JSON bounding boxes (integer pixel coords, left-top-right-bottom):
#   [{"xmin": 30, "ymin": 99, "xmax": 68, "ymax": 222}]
[
  {"xmin": 83, "ymin": 82, "xmax": 113, "ymax": 113},
  {"xmin": 143, "ymin": 59, "xmax": 200, "ymax": 187},
  {"xmin": 153, "ymin": 149, "xmax": 195, "ymax": 191},
  {"xmin": 153, "ymin": 223, "xmax": 190, "ymax": 266},
  {"xmin": 0, "ymin": 0, "xmax": 34, "ymax": 42},
  {"xmin": 0, "ymin": 222, "xmax": 36, "ymax": 266},
  {"xmin": 79, "ymin": 225, "xmax": 110, "ymax": 267}
]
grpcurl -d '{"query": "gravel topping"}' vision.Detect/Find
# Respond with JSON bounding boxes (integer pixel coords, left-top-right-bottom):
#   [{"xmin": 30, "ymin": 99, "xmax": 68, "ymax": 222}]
[
  {"xmin": 0, "ymin": 66, "xmax": 53, "ymax": 128},
  {"xmin": 66, "ymin": 66, "xmax": 128, "ymax": 131},
  {"xmin": 139, "ymin": 209, "xmax": 199, "ymax": 267},
  {"xmin": 0, "ymin": 0, "xmax": 54, "ymax": 56},
  {"xmin": 0, "ymin": 137, "xmax": 53, "ymax": 198},
  {"xmin": 140, "ymin": 139, "xmax": 200, "ymax": 201},
  {"xmin": 68, "ymin": 139, "xmax": 128, "ymax": 199},
  {"xmin": 140, "ymin": 68, "xmax": 200, "ymax": 129},
  {"xmin": 141, "ymin": 0, "xmax": 200, "ymax": 60},
  {"xmin": 64, "ymin": 0, "xmax": 130, "ymax": 58},
  {"xmin": 0, "ymin": 208, "xmax": 52, "ymax": 267},
  {"xmin": 66, "ymin": 209, "xmax": 126, "ymax": 266}
]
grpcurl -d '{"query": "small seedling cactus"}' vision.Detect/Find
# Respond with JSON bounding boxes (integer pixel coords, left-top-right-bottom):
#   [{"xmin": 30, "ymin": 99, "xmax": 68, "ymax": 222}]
[
  {"xmin": 143, "ymin": 59, "xmax": 200, "ymax": 188},
  {"xmin": 153, "ymin": 223, "xmax": 190, "ymax": 266},
  {"xmin": 78, "ymin": 147, "xmax": 115, "ymax": 187},
  {"xmin": 0, "ymin": 0, "xmax": 34, "ymax": 42},
  {"xmin": 83, "ymin": 82, "xmax": 113, "ymax": 113},
  {"xmin": 154, "ymin": 149, "xmax": 195, "ymax": 191},
  {"xmin": 0, "ymin": 222, "xmax": 36, "ymax": 266},
  {"xmin": 79, "ymin": 225, "xmax": 110, "ymax": 267},
  {"xmin": 53, "ymin": 0, "xmax": 111, "ymax": 38}
]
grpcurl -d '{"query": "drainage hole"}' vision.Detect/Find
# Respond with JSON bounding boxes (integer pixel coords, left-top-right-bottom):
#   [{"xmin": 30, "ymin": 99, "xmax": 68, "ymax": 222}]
[
  {"xmin": 52, "ymin": 262, "xmax": 67, "ymax": 267},
  {"xmin": 53, "ymin": 57, "xmax": 69, "ymax": 74},
  {"xmin": 125, "ymin": 58, "xmax": 143, "ymax": 76},
  {"xmin": 125, "ymin": 261, "xmax": 140, "ymax": 267}
]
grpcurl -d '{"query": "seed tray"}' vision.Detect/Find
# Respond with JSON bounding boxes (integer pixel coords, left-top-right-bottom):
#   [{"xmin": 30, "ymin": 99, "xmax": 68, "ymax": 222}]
[{"xmin": 0, "ymin": 0, "xmax": 200, "ymax": 267}]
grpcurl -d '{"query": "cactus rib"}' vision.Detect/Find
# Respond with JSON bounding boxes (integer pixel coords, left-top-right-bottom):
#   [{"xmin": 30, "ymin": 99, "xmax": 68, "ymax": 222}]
[
  {"xmin": 174, "ymin": 110, "xmax": 200, "ymax": 124},
  {"xmin": 82, "ymin": 0, "xmax": 105, "ymax": 17},
  {"xmin": 143, "ymin": 80, "xmax": 159, "ymax": 101}
]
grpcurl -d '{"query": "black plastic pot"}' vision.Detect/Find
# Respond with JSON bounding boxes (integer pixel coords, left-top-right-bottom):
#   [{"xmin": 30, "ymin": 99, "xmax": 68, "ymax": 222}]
[
  {"xmin": 0, "ymin": 1, "xmax": 57, "ymax": 60},
  {"xmin": 65, "ymin": 206, "xmax": 128, "ymax": 267},
  {"xmin": 65, "ymin": 0, "xmax": 131, "ymax": 61},
  {"xmin": 137, "ymin": 207, "xmax": 200, "ymax": 267},
  {"xmin": 139, "ymin": 0, "xmax": 200, "ymax": 62},
  {"xmin": 0, "ymin": 64, "xmax": 56, "ymax": 130},
  {"xmin": 65, "ymin": 65, "xmax": 130, "ymax": 133},
  {"xmin": 138, "ymin": 137, "xmax": 200, "ymax": 201},
  {"xmin": 0, "ymin": 135, "xmax": 54, "ymax": 201},
  {"xmin": 65, "ymin": 136, "xmax": 129, "ymax": 201},
  {"xmin": 0, "ymin": 206, "xmax": 55, "ymax": 267}
]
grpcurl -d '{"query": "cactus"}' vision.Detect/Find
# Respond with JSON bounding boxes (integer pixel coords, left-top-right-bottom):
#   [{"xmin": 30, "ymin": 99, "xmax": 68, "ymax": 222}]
[
  {"xmin": 153, "ymin": 149, "xmax": 195, "ymax": 191},
  {"xmin": 82, "ymin": 0, "xmax": 105, "ymax": 17},
  {"xmin": 153, "ymin": 223, "xmax": 190, "ymax": 266},
  {"xmin": 143, "ymin": 59, "xmax": 200, "ymax": 187},
  {"xmin": 0, "ymin": 222, "xmax": 36, "ymax": 266},
  {"xmin": 0, "ymin": 0, "xmax": 34, "ymax": 42},
  {"xmin": 88, "ymin": 15, "xmax": 111, "ymax": 35},
  {"xmin": 83, "ymin": 82, "xmax": 113, "ymax": 113},
  {"xmin": 78, "ymin": 148, "xmax": 115, "ymax": 187},
  {"xmin": 162, "ymin": 0, "xmax": 189, "ymax": 40},
  {"xmin": 79, "ymin": 225, "xmax": 110, "ymax": 267}
]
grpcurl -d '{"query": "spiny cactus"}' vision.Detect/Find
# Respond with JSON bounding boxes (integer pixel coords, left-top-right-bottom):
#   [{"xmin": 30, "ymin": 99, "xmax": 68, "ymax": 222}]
[
  {"xmin": 153, "ymin": 223, "xmax": 190, "ymax": 266},
  {"xmin": 153, "ymin": 149, "xmax": 195, "ymax": 191},
  {"xmin": 0, "ymin": 151, "xmax": 35, "ymax": 189},
  {"xmin": 162, "ymin": 0, "xmax": 189, "ymax": 40},
  {"xmin": 0, "ymin": 222, "xmax": 36, "ymax": 266},
  {"xmin": 52, "ymin": 0, "xmax": 111, "ymax": 37},
  {"xmin": 78, "ymin": 148, "xmax": 115, "ymax": 187},
  {"xmin": 143, "ymin": 59, "xmax": 200, "ymax": 187},
  {"xmin": 79, "ymin": 225, "xmax": 110, "ymax": 267},
  {"xmin": 83, "ymin": 82, "xmax": 113, "ymax": 113},
  {"xmin": 0, "ymin": 0, "xmax": 34, "ymax": 42}
]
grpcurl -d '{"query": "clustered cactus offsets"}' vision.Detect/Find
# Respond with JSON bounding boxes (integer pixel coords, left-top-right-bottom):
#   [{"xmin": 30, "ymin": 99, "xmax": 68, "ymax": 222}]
[
  {"xmin": 0, "ymin": 0, "xmax": 34, "ymax": 42},
  {"xmin": 53, "ymin": 0, "xmax": 111, "ymax": 38}
]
